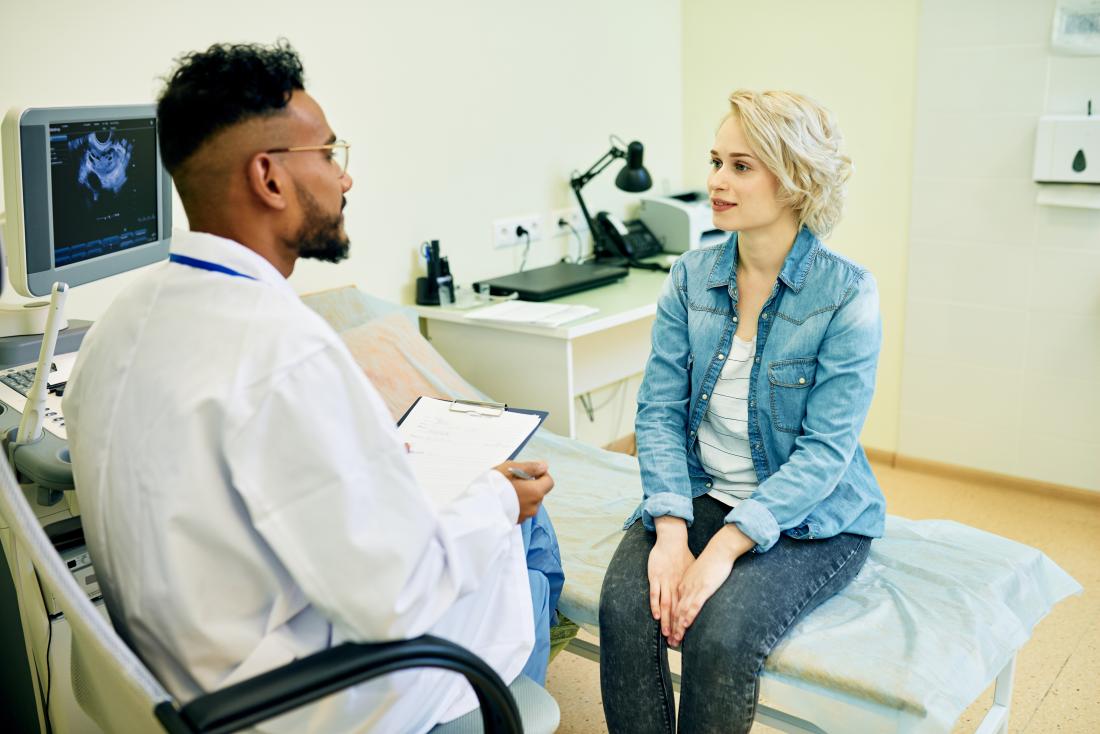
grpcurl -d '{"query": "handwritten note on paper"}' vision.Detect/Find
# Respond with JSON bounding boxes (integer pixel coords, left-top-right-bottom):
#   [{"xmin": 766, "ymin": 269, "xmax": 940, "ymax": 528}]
[{"xmin": 397, "ymin": 397, "xmax": 543, "ymax": 507}]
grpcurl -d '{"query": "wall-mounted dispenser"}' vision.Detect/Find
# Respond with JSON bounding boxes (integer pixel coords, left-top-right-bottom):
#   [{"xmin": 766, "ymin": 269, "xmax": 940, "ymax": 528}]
[
  {"xmin": 1033, "ymin": 111, "xmax": 1100, "ymax": 209},
  {"xmin": 1033, "ymin": 114, "xmax": 1099, "ymax": 184}
]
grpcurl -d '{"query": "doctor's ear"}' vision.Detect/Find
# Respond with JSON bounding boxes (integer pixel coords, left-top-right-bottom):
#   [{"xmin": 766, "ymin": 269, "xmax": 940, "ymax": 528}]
[{"xmin": 246, "ymin": 152, "xmax": 290, "ymax": 212}]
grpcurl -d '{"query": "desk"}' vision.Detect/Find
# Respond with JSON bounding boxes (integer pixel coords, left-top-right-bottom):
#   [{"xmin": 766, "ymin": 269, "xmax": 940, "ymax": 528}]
[{"xmin": 415, "ymin": 269, "xmax": 668, "ymax": 439}]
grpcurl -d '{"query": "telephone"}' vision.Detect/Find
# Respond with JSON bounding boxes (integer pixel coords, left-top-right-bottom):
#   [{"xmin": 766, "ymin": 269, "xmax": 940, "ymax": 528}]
[{"xmin": 593, "ymin": 212, "xmax": 665, "ymax": 268}]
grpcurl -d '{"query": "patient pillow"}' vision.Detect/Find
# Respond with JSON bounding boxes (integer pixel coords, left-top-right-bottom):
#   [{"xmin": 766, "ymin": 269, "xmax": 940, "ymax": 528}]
[{"xmin": 337, "ymin": 312, "xmax": 482, "ymax": 420}]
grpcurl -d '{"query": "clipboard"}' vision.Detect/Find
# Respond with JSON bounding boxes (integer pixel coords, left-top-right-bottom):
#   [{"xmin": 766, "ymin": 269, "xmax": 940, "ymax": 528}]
[
  {"xmin": 396, "ymin": 396, "xmax": 549, "ymax": 506},
  {"xmin": 396, "ymin": 397, "xmax": 548, "ymax": 460}
]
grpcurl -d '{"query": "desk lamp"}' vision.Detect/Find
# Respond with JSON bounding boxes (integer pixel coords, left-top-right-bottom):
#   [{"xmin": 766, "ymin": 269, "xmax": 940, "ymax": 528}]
[{"xmin": 570, "ymin": 137, "xmax": 652, "ymax": 262}]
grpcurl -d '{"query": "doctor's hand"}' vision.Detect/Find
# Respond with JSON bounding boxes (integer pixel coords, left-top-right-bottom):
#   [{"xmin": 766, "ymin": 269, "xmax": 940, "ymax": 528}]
[
  {"xmin": 669, "ymin": 523, "xmax": 755, "ymax": 647},
  {"xmin": 648, "ymin": 516, "xmax": 695, "ymax": 642},
  {"xmin": 495, "ymin": 460, "xmax": 553, "ymax": 523}
]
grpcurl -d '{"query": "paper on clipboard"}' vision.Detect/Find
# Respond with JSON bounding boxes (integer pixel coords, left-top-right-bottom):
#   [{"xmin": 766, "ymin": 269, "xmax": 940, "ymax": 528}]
[{"xmin": 396, "ymin": 397, "xmax": 546, "ymax": 507}]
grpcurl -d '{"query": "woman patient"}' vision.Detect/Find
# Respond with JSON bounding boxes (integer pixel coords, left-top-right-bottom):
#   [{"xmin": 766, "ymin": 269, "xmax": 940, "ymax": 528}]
[{"xmin": 599, "ymin": 90, "xmax": 887, "ymax": 733}]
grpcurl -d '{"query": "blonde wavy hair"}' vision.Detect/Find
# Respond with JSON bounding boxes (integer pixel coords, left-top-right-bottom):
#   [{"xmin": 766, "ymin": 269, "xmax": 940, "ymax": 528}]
[{"xmin": 724, "ymin": 90, "xmax": 852, "ymax": 238}]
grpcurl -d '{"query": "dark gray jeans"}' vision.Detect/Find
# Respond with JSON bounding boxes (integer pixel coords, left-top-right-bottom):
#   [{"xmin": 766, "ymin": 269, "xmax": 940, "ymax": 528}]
[{"xmin": 599, "ymin": 495, "xmax": 871, "ymax": 734}]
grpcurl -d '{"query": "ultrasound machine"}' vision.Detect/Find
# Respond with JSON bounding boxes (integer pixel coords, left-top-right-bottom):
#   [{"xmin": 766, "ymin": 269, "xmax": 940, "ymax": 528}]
[
  {"xmin": 0, "ymin": 105, "xmax": 171, "ymax": 465},
  {"xmin": 0, "ymin": 104, "xmax": 172, "ymax": 733}
]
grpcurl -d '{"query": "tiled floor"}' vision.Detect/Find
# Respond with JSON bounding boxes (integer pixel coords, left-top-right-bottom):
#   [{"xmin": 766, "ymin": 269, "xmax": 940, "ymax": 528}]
[{"xmin": 545, "ymin": 458, "xmax": 1100, "ymax": 733}]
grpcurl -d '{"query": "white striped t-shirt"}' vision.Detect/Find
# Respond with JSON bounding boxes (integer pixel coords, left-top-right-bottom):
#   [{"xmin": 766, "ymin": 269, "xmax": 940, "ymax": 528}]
[{"xmin": 696, "ymin": 335, "xmax": 759, "ymax": 507}]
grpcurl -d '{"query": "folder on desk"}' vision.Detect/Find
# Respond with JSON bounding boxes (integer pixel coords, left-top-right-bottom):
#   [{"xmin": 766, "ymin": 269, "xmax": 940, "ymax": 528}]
[
  {"xmin": 396, "ymin": 397, "xmax": 548, "ymax": 506},
  {"xmin": 464, "ymin": 301, "xmax": 598, "ymax": 327}
]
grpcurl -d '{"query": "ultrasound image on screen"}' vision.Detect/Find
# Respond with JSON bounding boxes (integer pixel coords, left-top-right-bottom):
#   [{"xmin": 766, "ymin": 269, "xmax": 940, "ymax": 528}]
[{"xmin": 49, "ymin": 118, "xmax": 158, "ymax": 267}]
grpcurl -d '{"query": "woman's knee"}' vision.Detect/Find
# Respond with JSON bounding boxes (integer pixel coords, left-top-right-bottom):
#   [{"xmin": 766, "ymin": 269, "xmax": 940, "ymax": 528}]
[
  {"xmin": 682, "ymin": 602, "xmax": 771, "ymax": 674},
  {"xmin": 599, "ymin": 568, "xmax": 648, "ymax": 630},
  {"xmin": 599, "ymin": 525, "xmax": 655, "ymax": 629},
  {"xmin": 598, "ymin": 588, "xmax": 636, "ymax": 633}
]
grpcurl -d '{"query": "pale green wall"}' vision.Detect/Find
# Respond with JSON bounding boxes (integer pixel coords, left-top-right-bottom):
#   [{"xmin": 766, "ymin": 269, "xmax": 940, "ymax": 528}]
[
  {"xmin": 1, "ymin": 1, "xmax": 922, "ymax": 451},
  {"xmin": 0, "ymin": 0, "xmax": 684, "ymax": 325},
  {"xmin": 681, "ymin": 0, "xmax": 922, "ymax": 452}
]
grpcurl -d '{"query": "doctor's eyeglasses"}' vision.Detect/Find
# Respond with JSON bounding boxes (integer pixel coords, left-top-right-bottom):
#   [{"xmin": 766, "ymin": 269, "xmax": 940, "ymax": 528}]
[{"xmin": 266, "ymin": 140, "xmax": 350, "ymax": 175}]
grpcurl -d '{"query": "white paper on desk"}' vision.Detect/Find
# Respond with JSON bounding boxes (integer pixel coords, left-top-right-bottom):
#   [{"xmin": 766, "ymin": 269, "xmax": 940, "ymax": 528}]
[
  {"xmin": 464, "ymin": 301, "xmax": 597, "ymax": 327},
  {"xmin": 397, "ymin": 397, "xmax": 543, "ymax": 507}
]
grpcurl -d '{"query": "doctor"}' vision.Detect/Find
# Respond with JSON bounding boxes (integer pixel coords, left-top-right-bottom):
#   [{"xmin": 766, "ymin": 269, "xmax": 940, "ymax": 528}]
[{"xmin": 63, "ymin": 40, "xmax": 562, "ymax": 733}]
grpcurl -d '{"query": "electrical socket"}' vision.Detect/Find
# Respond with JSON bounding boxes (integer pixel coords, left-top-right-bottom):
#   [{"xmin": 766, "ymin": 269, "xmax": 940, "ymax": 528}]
[
  {"xmin": 492, "ymin": 214, "xmax": 542, "ymax": 248},
  {"xmin": 551, "ymin": 207, "xmax": 587, "ymax": 234}
]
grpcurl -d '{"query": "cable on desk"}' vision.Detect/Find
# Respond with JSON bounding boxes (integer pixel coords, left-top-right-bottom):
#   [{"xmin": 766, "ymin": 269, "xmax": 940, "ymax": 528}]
[
  {"xmin": 561, "ymin": 219, "xmax": 586, "ymax": 264},
  {"xmin": 33, "ymin": 567, "xmax": 55, "ymax": 734},
  {"xmin": 517, "ymin": 226, "xmax": 532, "ymax": 272},
  {"xmin": 579, "ymin": 393, "xmax": 594, "ymax": 422},
  {"xmin": 579, "ymin": 379, "xmax": 630, "ymax": 423}
]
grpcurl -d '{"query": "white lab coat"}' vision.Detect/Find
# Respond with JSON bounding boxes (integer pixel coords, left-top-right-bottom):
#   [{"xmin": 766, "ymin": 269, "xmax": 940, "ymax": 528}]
[{"xmin": 62, "ymin": 231, "xmax": 534, "ymax": 733}]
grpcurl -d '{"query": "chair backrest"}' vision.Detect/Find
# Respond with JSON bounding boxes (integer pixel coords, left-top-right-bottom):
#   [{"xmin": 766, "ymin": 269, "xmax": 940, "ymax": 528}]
[{"xmin": 0, "ymin": 454, "xmax": 172, "ymax": 733}]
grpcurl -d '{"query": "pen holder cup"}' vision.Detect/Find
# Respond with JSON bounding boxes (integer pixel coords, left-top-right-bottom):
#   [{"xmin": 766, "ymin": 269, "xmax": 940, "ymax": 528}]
[{"xmin": 415, "ymin": 277, "xmax": 440, "ymax": 306}]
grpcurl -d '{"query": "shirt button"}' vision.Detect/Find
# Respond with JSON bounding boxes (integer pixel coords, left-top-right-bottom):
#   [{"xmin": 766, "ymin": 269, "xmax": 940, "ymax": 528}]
[
  {"xmin": 717, "ymin": 354, "xmax": 725, "ymax": 361},
  {"xmin": 798, "ymin": 377, "xmax": 806, "ymax": 384},
  {"xmin": 701, "ymin": 393, "xmax": 709, "ymax": 401},
  {"xmin": 754, "ymin": 356, "xmax": 760, "ymax": 363},
  {"xmin": 762, "ymin": 313, "xmax": 769, "ymax": 319},
  {"xmin": 690, "ymin": 429, "xmax": 696, "ymax": 436},
  {"xmin": 706, "ymin": 482, "xmax": 713, "ymax": 488},
  {"xmin": 732, "ymin": 316, "xmax": 738, "ymax": 322},
  {"xmin": 750, "ymin": 400, "xmax": 756, "ymax": 407}
]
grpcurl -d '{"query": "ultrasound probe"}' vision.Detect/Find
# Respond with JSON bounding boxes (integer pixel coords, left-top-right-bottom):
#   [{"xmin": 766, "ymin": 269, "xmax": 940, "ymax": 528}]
[{"xmin": 15, "ymin": 281, "xmax": 68, "ymax": 444}]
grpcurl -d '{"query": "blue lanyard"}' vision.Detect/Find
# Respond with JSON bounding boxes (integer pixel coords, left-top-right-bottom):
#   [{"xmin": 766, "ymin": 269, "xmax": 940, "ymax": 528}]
[{"xmin": 169, "ymin": 253, "xmax": 257, "ymax": 281}]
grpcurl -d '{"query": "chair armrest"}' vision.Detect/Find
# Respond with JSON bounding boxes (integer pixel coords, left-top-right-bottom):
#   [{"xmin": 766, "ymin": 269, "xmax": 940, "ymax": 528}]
[{"xmin": 153, "ymin": 634, "xmax": 522, "ymax": 734}]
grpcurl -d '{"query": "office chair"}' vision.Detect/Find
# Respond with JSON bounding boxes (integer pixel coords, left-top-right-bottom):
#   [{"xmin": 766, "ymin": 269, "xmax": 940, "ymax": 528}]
[{"xmin": 0, "ymin": 453, "xmax": 559, "ymax": 733}]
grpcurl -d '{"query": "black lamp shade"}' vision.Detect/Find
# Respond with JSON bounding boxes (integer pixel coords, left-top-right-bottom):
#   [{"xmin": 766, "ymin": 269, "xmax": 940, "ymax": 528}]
[
  {"xmin": 615, "ymin": 165, "xmax": 652, "ymax": 192},
  {"xmin": 614, "ymin": 141, "xmax": 652, "ymax": 192}
]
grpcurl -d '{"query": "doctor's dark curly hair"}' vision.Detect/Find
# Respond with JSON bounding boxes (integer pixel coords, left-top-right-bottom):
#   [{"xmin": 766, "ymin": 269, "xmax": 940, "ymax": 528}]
[{"xmin": 157, "ymin": 39, "xmax": 305, "ymax": 173}]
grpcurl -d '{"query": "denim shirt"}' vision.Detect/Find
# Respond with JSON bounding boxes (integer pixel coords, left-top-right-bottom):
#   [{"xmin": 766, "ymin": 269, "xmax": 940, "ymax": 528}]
[{"xmin": 630, "ymin": 227, "xmax": 886, "ymax": 552}]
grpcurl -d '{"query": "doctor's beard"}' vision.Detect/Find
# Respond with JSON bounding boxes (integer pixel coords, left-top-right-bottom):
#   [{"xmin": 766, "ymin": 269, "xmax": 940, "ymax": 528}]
[{"xmin": 290, "ymin": 187, "xmax": 350, "ymax": 263}]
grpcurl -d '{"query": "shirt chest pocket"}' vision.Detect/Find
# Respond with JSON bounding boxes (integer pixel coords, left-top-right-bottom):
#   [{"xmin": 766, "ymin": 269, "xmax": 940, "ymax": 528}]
[{"xmin": 767, "ymin": 358, "xmax": 817, "ymax": 434}]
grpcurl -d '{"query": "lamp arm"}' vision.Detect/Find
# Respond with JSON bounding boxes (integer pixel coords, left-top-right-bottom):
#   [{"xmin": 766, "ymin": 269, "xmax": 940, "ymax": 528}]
[
  {"xmin": 569, "ymin": 146, "xmax": 625, "ymax": 191},
  {"xmin": 570, "ymin": 146, "xmax": 627, "ymax": 253},
  {"xmin": 572, "ymin": 185, "xmax": 598, "ymax": 252}
]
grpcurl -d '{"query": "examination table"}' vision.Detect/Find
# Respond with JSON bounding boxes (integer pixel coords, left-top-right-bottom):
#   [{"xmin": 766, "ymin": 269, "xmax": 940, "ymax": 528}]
[{"xmin": 302, "ymin": 286, "xmax": 1082, "ymax": 734}]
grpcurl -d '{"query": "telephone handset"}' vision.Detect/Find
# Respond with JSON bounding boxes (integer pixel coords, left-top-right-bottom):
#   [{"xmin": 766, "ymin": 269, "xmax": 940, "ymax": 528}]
[
  {"xmin": 594, "ymin": 212, "xmax": 666, "ymax": 270},
  {"xmin": 598, "ymin": 211, "xmax": 631, "ymax": 239}
]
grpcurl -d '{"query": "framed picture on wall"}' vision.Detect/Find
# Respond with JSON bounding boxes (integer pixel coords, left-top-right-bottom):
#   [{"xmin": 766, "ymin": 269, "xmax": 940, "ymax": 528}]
[{"xmin": 1052, "ymin": 0, "xmax": 1100, "ymax": 54}]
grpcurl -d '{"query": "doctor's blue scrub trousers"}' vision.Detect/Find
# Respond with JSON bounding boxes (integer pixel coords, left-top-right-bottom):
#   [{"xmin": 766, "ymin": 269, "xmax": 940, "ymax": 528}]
[
  {"xmin": 521, "ymin": 505, "xmax": 564, "ymax": 685},
  {"xmin": 598, "ymin": 495, "xmax": 870, "ymax": 734}
]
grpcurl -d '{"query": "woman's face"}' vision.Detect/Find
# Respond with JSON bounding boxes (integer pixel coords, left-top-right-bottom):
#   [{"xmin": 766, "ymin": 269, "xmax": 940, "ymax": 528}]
[{"xmin": 707, "ymin": 115, "xmax": 789, "ymax": 233}]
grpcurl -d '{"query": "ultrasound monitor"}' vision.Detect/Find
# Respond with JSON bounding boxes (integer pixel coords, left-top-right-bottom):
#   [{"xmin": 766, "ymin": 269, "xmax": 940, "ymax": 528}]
[{"xmin": 1, "ymin": 104, "xmax": 171, "ymax": 300}]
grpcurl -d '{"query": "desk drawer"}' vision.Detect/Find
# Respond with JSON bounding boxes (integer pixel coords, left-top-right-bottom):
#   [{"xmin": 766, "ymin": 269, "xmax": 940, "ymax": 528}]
[{"xmin": 571, "ymin": 316, "xmax": 654, "ymax": 395}]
